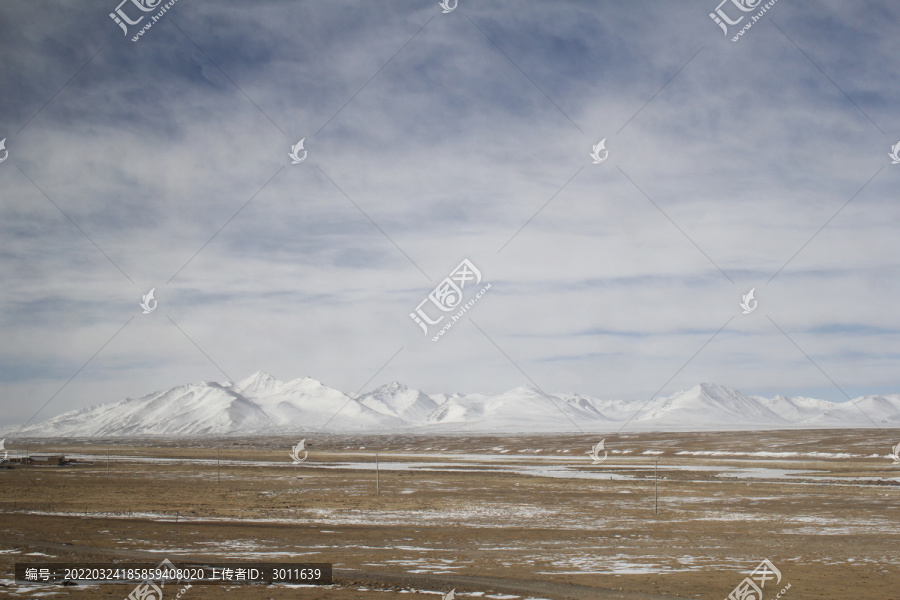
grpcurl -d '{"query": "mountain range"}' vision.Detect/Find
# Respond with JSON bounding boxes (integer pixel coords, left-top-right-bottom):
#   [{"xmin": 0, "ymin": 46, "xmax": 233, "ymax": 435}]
[{"xmin": 13, "ymin": 372, "xmax": 900, "ymax": 436}]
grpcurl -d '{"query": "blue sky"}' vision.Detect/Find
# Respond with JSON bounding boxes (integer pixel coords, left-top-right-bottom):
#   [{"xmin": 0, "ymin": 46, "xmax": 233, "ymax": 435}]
[{"xmin": 1, "ymin": 0, "xmax": 898, "ymax": 427}]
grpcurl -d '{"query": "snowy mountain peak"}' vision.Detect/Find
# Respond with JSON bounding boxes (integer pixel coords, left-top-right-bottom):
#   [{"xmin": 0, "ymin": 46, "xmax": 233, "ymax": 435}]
[
  {"xmin": 693, "ymin": 382, "xmax": 738, "ymax": 398},
  {"xmin": 357, "ymin": 382, "xmax": 437, "ymax": 423},
  {"xmin": 642, "ymin": 382, "xmax": 789, "ymax": 427},
  {"xmin": 234, "ymin": 371, "xmax": 279, "ymax": 392},
  {"xmin": 246, "ymin": 370, "xmax": 276, "ymax": 381},
  {"xmin": 506, "ymin": 384, "xmax": 545, "ymax": 397},
  {"xmin": 12, "ymin": 374, "xmax": 900, "ymax": 436},
  {"xmin": 376, "ymin": 381, "xmax": 408, "ymax": 393}
]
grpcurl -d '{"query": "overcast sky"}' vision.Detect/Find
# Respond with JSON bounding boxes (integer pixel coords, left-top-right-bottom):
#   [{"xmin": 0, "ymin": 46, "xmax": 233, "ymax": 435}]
[{"xmin": 1, "ymin": 0, "xmax": 898, "ymax": 428}]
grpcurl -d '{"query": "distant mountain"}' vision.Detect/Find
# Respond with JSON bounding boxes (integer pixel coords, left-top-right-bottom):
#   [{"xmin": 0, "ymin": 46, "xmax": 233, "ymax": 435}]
[
  {"xmin": 13, "ymin": 373, "xmax": 900, "ymax": 436},
  {"xmin": 427, "ymin": 385, "xmax": 615, "ymax": 431},
  {"xmin": 757, "ymin": 394, "xmax": 835, "ymax": 422},
  {"xmin": 357, "ymin": 382, "xmax": 438, "ymax": 424},
  {"xmin": 18, "ymin": 372, "xmax": 401, "ymax": 437},
  {"xmin": 760, "ymin": 393, "xmax": 900, "ymax": 427},
  {"xmin": 634, "ymin": 382, "xmax": 789, "ymax": 428}
]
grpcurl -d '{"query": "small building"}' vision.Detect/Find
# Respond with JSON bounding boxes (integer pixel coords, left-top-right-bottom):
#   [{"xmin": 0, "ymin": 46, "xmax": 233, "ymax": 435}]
[
  {"xmin": 30, "ymin": 455, "xmax": 65, "ymax": 466},
  {"xmin": 2, "ymin": 455, "xmax": 67, "ymax": 466}
]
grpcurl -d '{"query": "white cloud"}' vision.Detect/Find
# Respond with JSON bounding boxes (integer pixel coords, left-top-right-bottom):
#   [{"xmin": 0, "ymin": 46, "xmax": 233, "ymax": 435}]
[{"xmin": 0, "ymin": 0, "xmax": 898, "ymax": 426}]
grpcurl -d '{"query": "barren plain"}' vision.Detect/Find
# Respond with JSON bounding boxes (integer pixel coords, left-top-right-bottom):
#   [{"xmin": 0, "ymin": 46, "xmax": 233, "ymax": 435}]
[{"xmin": 0, "ymin": 430, "xmax": 897, "ymax": 599}]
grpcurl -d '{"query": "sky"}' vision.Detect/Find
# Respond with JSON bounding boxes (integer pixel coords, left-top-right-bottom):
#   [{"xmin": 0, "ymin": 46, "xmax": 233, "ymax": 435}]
[{"xmin": 1, "ymin": 0, "xmax": 899, "ymax": 428}]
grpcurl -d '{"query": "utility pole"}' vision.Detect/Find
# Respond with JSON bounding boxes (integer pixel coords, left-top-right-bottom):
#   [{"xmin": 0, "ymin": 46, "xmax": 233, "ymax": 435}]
[
  {"xmin": 217, "ymin": 449, "xmax": 220, "ymax": 483},
  {"xmin": 375, "ymin": 453, "xmax": 380, "ymax": 495},
  {"xmin": 107, "ymin": 448, "xmax": 110, "ymax": 476},
  {"xmin": 654, "ymin": 457, "xmax": 659, "ymax": 515}
]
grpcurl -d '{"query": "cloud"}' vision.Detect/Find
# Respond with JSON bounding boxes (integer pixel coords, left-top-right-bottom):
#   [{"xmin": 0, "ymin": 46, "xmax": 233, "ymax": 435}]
[{"xmin": 0, "ymin": 0, "xmax": 898, "ymax": 426}]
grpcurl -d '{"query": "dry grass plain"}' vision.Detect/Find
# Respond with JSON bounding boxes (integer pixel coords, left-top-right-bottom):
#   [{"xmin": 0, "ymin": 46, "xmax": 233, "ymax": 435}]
[{"xmin": 0, "ymin": 430, "xmax": 897, "ymax": 600}]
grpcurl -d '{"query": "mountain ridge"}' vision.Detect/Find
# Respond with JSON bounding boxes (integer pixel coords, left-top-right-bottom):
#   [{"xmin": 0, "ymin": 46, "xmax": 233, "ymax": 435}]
[{"xmin": 11, "ymin": 373, "xmax": 900, "ymax": 436}]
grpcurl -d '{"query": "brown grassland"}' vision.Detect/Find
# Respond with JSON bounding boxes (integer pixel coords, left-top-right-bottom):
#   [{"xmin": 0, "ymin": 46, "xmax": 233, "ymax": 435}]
[{"xmin": 0, "ymin": 430, "xmax": 897, "ymax": 599}]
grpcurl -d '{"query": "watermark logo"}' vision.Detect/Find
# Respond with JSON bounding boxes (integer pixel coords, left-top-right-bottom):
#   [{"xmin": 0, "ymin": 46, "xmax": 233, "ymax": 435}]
[
  {"xmin": 587, "ymin": 439, "xmax": 607, "ymax": 464},
  {"xmin": 438, "ymin": 0, "xmax": 458, "ymax": 14},
  {"xmin": 127, "ymin": 580, "xmax": 163, "ymax": 600},
  {"xmin": 710, "ymin": 0, "xmax": 779, "ymax": 42},
  {"xmin": 725, "ymin": 559, "xmax": 789, "ymax": 600},
  {"xmin": 442, "ymin": 590, "xmax": 456, "ymax": 600},
  {"xmin": 889, "ymin": 141, "xmax": 900, "ymax": 164},
  {"xmin": 111, "ymin": 0, "xmax": 181, "ymax": 42},
  {"xmin": 126, "ymin": 558, "xmax": 191, "ymax": 600},
  {"xmin": 889, "ymin": 441, "xmax": 900, "ymax": 465},
  {"xmin": 110, "ymin": 0, "xmax": 161, "ymax": 35},
  {"xmin": 410, "ymin": 259, "xmax": 491, "ymax": 341},
  {"xmin": 589, "ymin": 138, "xmax": 608, "ymax": 164},
  {"xmin": 289, "ymin": 138, "xmax": 307, "ymax": 164},
  {"xmin": 709, "ymin": 0, "xmax": 761, "ymax": 34},
  {"xmin": 740, "ymin": 288, "xmax": 757, "ymax": 314},
  {"xmin": 0, "ymin": 138, "xmax": 8, "ymax": 164},
  {"xmin": 290, "ymin": 439, "xmax": 308, "ymax": 464},
  {"xmin": 140, "ymin": 288, "xmax": 158, "ymax": 314}
]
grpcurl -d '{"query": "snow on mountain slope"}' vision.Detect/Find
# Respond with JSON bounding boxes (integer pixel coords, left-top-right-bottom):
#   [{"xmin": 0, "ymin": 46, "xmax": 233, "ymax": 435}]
[
  {"xmin": 13, "ymin": 374, "xmax": 900, "ymax": 436},
  {"xmin": 19, "ymin": 373, "xmax": 401, "ymax": 437},
  {"xmin": 429, "ymin": 386, "xmax": 615, "ymax": 431},
  {"xmin": 233, "ymin": 371, "xmax": 284, "ymax": 397},
  {"xmin": 757, "ymin": 395, "xmax": 835, "ymax": 422},
  {"xmin": 852, "ymin": 395, "xmax": 900, "ymax": 426},
  {"xmin": 19, "ymin": 381, "xmax": 272, "ymax": 437},
  {"xmin": 629, "ymin": 383, "xmax": 788, "ymax": 429},
  {"xmin": 759, "ymin": 393, "xmax": 900, "ymax": 427},
  {"xmin": 357, "ymin": 382, "xmax": 439, "ymax": 423},
  {"xmin": 235, "ymin": 372, "xmax": 400, "ymax": 430},
  {"xmin": 792, "ymin": 395, "xmax": 900, "ymax": 427}
]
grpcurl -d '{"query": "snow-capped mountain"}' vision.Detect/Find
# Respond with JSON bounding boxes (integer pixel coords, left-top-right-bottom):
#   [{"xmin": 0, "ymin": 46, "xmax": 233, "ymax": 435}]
[
  {"xmin": 756, "ymin": 394, "xmax": 836, "ymax": 422},
  {"xmin": 427, "ymin": 385, "xmax": 615, "ymax": 431},
  {"xmin": 632, "ymin": 382, "xmax": 789, "ymax": 429},
  {"xmin": 18, "ymin": 372, "xmax": 401, "ymax": 437},
  {"xmin": 759, "ymin": 393, "xmax": 900, "ymax": 427},
  {"xmin": 232, "ymin": 372, "xmax": 401, "ymax": 430},
  {"xmin": 13, "ymin": 374, "xmax": 900, "ymax": 436},
  {"xmin": 357, "ymin": 382, "xmax": 438, "ymax": 424}
]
